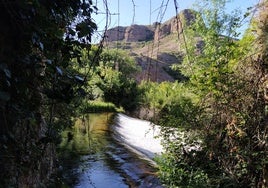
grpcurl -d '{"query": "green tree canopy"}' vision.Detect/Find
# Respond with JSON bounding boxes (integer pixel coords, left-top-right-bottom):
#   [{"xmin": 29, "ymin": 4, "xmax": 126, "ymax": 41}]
[
  {"xmin": 0, "ymin": 1, "xmax": 97, "ymax": 186},
  {"xmin": 155, "ymin": 0, "xmax": 268, "ymax": 187}
]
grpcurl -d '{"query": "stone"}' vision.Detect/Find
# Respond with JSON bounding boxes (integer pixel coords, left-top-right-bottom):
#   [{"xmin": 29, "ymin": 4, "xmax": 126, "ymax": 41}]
[{"xmin": 104, "ymin": 9, "xmax": 199, "ymax": 43}]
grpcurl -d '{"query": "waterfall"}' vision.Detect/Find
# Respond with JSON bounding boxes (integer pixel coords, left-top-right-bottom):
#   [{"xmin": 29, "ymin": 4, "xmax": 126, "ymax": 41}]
[{"xmin": 112, "ymin": 113, "xmax": 164, "ymax": 164}]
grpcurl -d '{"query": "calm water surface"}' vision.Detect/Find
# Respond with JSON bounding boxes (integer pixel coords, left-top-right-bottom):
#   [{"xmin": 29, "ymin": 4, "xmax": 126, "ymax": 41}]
[{"xmin": 56, "ymin": 113, "xmax": 163, "ymax": 188}]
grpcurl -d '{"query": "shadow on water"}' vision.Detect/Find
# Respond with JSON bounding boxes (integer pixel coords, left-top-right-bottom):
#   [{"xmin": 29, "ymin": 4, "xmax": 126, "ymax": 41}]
[{"xmin": 52, "ymin": 113, "xmax": 163, "ymax": 188}]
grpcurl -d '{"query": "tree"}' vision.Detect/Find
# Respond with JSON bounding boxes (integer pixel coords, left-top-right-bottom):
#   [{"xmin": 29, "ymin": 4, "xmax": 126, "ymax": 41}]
[
  {"xmin": 157, "ymin": 0, "xmax": 268, "ymax": 187},
  {"xmin": 0, "ymin": 1, "xmax": 96, "ymax": 186},
  {"xmin": 94, "ymin": 49, "xmax": 141, "ymax": 111}
]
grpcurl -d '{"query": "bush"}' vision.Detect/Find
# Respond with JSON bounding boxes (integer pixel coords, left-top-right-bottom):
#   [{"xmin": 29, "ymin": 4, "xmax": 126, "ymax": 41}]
[{"xmin": 80, "ymin": 101, "xmax": 119, "ymax": 113}]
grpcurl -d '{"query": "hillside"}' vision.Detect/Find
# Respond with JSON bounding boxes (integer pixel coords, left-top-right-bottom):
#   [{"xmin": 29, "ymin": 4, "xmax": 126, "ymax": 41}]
[{"xmin": 103, "ymin": 9, "xmax": 198, "ymax": 82}]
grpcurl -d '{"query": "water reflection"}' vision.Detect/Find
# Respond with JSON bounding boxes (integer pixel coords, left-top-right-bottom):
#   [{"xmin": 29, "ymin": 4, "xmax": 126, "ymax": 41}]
[
  {"xmin": 55, "ymin": 113, "xmax": 163, "ymax": 188},
  {"xmin": 60, "ymin": 113, "xmax": 112, "ymax": 155}
]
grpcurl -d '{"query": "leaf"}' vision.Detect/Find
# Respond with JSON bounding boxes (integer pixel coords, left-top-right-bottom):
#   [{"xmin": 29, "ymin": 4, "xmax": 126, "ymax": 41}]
[
  {"xmin": 77, "ymin": 88, "xmax": 86, "ymax": 96},
  {"xmin": 93, "ymin": 6, "xmax": 98, "ymax": 11},
  {"xmin": 6, "ymin": 80, "xmax": 10, "ymax": 87},
  {"xmin": 43, "ymin": 59, "xmax": 52, "ymax": 65},
  {"xmin": 39, "ymin": 42, "xmax": 44, "ymax": 51},
  {"xmin": 4, "ymin": 68, "xmax": 11, "ymax": 78},
  {"xmin": 0, "ymin": 63, "xmax": 11, "ymax": 78},
  {"xmin": 56, "ymin": 66, "xmax": 63, "ymax": 76},
  {"xmin": 67, "ymin": 74, "xmax": 73, "ymax": 79},
  {"xmin": 68, "ymin": 29, "xmax": 76, "ymax": 36},
  {"xmin": 0, "ymin": 91, "xmax": 10, "ymax": 102},
  {"xmin": 74, "ymin": 75, "xmax": 84, "ymax": 83},
  {"xmin": 76, "ymin": 22, "xmax": 93, "ymax": 38}
]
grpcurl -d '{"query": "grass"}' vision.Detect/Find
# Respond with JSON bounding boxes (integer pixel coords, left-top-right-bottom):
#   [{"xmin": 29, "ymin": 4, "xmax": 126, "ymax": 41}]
[{"xmin": 82, "ymin": 101, "xmax": 124, "ymax": 113}]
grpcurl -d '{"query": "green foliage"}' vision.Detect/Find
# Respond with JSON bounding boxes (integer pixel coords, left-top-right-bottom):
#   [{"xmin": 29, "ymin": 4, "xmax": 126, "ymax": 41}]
[
  {"xmin": 86, "ymin": 49, "xmax": 141, "ymax": 112},
  {"xmin": 68, "ymin": 47, "xmax": 142, "ymax": 112},
  {"xmin": 139, "ymin": 81, "xmax": 196, "ymax": 111},
  {"xmin": 80, "ymin": 101, "xmax": 120, "ymax": 113},
  {"xmin": 180, "ymin": 1, "xmax": 241, "ymax": 96},
  {"xmin": 154, "ymin": 86, "xmax": 214, "ymax": 187},
  {"xmin": 138, "ymin": 80, "xmax": 212, "ymax": 186},
  {"xmin": 0, "ymin": 0, "xmax": 97, "ymax": 186},
  {"xmin": 100, "ymin": 49, "xmax": 140, "ymax": 75},
  {"xmin": 153, "ymin": 0, "xmax": 268, "ymax": 187},
  {"xmin": 97, "ymin": 67, "xmax": 139, "ymax": 111},
  {"xmin": 156, "ymin": 133, "xmax": 210, "ymax": 188}
]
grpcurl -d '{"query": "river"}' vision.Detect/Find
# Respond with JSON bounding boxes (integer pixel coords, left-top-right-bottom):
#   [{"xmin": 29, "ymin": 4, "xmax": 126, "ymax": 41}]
[{"xmin": 54, "ymin": 113, "xmax": 164, "ymax": 188}]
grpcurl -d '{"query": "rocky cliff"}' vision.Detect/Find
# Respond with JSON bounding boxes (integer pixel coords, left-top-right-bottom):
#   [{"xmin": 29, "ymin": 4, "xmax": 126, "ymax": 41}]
[
  {"xmin": 104, "ymin": 9, "xmax": 199, "ymax": 83},
  {"xmin": 105, "ymin": 9, "xmax": 198, "ymax": 42},
  {"xmin": 105, "ymin": 24, "xmax": 155, "ymax": 42}
]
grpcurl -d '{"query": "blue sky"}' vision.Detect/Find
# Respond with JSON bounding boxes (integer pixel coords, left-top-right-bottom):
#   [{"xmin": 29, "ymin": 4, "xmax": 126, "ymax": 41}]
[{"xmin": 91, "ymin": 0, "xmax": 259, "ymax": 42}]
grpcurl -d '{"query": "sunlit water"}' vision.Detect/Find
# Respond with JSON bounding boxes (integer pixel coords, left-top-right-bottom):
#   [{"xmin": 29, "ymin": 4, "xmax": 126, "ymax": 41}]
[{"xmin": 55, "ymin": 113, "xmax": 164, "ymax": 188}]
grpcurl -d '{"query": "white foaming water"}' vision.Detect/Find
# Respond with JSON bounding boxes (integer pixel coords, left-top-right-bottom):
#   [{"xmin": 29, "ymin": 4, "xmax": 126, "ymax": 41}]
[{"xmin": 113, "ymin": 113, "xmax": 164, "ymax": 164}]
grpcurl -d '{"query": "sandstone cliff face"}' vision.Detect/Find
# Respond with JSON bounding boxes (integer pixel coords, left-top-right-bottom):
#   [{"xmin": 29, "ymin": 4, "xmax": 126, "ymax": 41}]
[
  {"xmin": 105, "ymin": 26, "xmax": 126, "ymax": 42},
  {"xmin": 125, "ymin": 24, "xmax": 154, "ymax": 42},
  {"xmin": 154, "ymin": 9, "xmax": 198, "ymax": 41},
  {"xmin": 104, "ymin": 9, "xmax": 198, "ymax": 84},
  {"xmin": 105, "ymin": 25, "xmax": 154, "ymax": 42},
  {"xmin": 105, "ymin": 9, "xmax": 198, "ymax": 42}
]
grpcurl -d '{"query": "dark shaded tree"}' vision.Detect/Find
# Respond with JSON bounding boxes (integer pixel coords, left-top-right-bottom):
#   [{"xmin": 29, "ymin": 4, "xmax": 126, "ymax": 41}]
[{"xmin": 0, "ymin": 0, "xmax": 96, "ymax": 186}]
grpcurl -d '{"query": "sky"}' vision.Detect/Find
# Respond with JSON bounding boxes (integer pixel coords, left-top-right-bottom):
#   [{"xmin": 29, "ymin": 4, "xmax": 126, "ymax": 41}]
[{"xmin": 91, "ymin": 0, "xmax": 259, "ymax": 42}]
